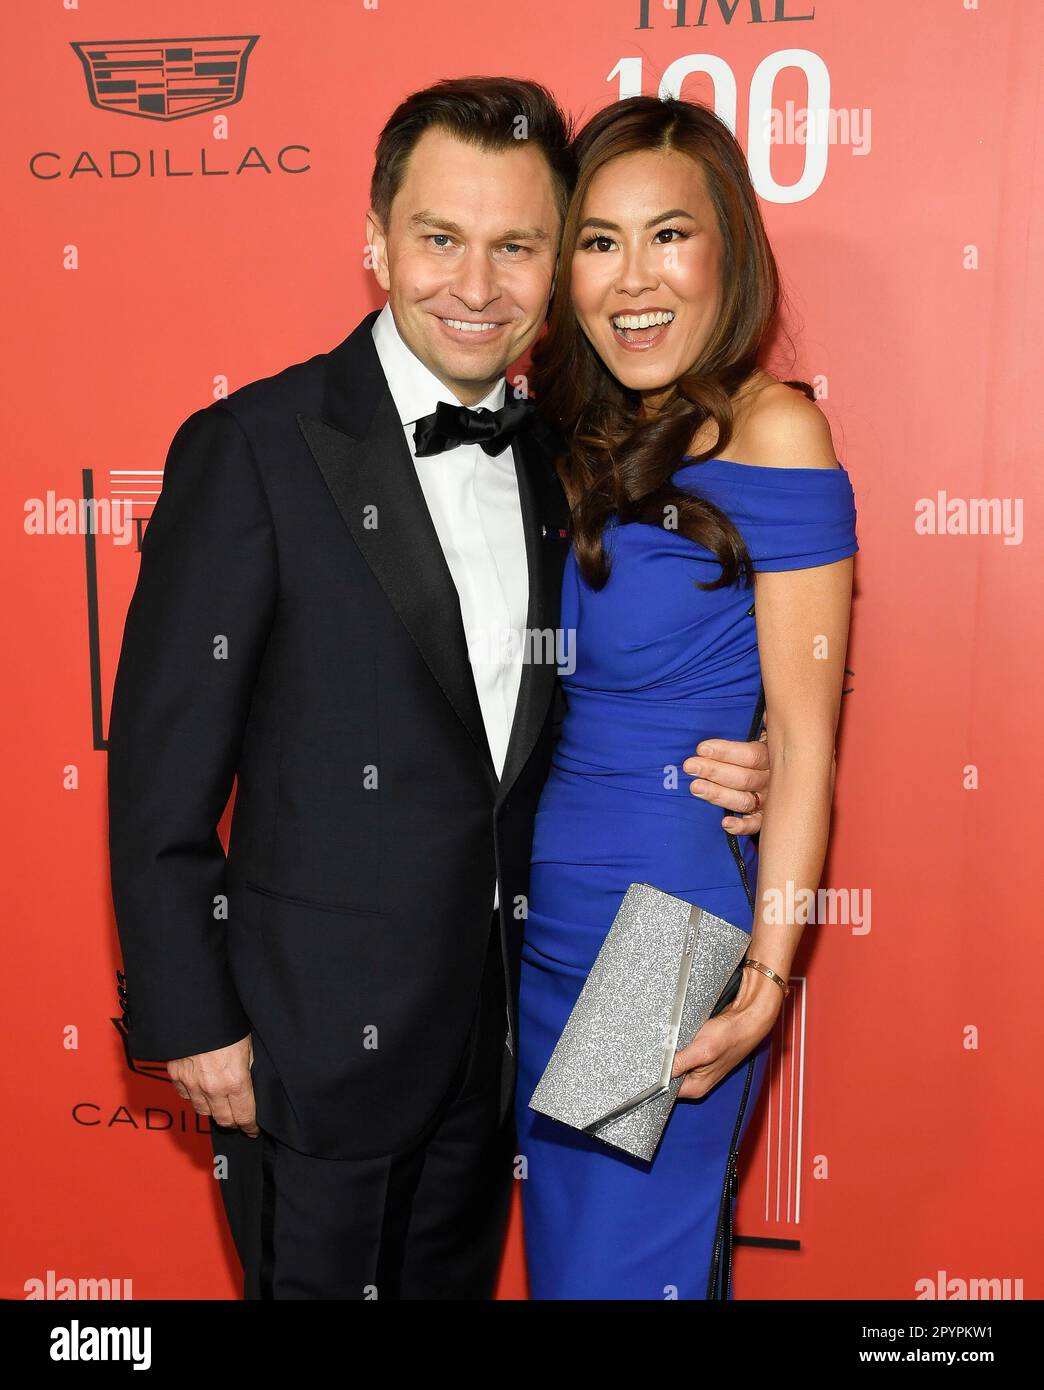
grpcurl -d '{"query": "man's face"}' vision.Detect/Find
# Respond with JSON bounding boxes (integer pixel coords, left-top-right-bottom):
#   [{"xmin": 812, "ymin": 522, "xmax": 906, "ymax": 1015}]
[{"xmin": 366, "ymin": 127, "xmax": 561, "ymax": 405}]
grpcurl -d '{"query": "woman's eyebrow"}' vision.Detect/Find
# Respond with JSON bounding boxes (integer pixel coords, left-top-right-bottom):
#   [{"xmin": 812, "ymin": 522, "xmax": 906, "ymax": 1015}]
[{"xmin": 577, "ymin": 208, "xmax": 696, "ymax": 232}]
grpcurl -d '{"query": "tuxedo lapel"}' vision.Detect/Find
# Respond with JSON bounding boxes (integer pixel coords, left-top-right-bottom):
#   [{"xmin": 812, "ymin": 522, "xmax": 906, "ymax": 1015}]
[
  {"xmin": 297, "ymin": 311, "xmax": 496, "ymax": 782},
  {"xmin": 296, "ymin": 309, "xmax": 571, "ymax": 804},
  {"xmin": 497, "ymin": 414, "xmax": 570, "ymax": 805}
]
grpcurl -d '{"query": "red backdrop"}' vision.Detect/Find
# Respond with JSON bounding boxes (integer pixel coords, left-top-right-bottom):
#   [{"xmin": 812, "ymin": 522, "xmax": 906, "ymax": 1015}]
[{"xmin": 5, "ymin": 0, "xmax": 1042, "ymax": 1300}]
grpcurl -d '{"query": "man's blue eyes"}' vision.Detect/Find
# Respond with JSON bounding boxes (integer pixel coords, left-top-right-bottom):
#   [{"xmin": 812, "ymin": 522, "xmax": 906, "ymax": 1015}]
[{"xmin": 427, "ymin": 235, "xmax": 526, "ymax": 254}]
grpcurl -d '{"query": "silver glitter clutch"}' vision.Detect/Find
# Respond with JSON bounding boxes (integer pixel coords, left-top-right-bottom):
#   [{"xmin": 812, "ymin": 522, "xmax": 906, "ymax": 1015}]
[{"xmin": 527, "ymin": 883, "xmax": 750, "ymax": 1162}]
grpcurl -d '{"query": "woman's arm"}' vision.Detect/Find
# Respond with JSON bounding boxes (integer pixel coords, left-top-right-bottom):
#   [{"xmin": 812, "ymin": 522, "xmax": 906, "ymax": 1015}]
[
  {"xmin": 730, "ymin": 553, "xmax": 854, "ymax": 1022},
  {"xmin": 673, "ymin": 389, "xmax": 854, "ymax": 1097}
]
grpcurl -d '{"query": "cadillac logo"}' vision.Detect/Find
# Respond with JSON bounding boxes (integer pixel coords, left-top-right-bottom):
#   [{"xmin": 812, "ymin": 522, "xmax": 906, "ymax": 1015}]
[{"xmin": 71, "ymin": 35, "xmax": 259, "ymax": 122}]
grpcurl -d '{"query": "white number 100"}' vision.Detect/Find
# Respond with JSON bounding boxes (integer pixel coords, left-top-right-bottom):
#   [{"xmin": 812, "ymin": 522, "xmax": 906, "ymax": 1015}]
[{"xmin": 608, "ymin": 48, "xmax": 832, "ymax": 205}]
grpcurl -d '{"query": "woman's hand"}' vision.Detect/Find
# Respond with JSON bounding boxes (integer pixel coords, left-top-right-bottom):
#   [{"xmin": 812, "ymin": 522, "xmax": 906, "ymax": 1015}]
[{"xmin": 671, "ymin": 987, "xmax": 780, "ymax": 1100}]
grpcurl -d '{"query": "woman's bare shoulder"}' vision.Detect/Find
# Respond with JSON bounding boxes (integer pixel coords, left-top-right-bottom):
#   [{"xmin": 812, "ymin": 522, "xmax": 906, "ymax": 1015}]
[{"xmin": 730, "ymin": 378, "xmax": 839, "ymax": 470}]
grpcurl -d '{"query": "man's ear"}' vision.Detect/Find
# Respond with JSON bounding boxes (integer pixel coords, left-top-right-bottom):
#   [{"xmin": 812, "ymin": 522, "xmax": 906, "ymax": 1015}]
[{"xmin": 365, "ymin": 209, "xmax": 390, "ymax": 292}]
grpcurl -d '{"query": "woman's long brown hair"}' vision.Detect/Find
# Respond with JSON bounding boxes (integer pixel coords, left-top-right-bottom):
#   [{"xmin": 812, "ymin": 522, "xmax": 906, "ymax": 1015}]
[{"xmin": 531, "ymin": 95, "xmax": 803, "ymax": 591}]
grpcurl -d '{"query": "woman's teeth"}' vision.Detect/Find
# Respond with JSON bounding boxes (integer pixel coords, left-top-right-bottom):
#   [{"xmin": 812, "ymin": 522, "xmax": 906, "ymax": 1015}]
[
  {"xmin": 611, "ymin": 311, "xmax": 675, "ymax": 329},
  {"xmin": 610, "ymin": 309, "xmax": 675, "ymax": 346}
]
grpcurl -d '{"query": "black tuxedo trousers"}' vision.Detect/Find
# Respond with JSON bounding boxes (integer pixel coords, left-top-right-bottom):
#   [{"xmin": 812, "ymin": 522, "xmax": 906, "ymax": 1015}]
[{"xmin": 211, "ymin": 910, "xmax": 514, "ymax": 1298}]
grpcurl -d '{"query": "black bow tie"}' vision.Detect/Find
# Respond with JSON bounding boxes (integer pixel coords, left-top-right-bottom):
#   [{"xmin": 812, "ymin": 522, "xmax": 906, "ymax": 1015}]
[{"xmin": 412, "ymin": 397, "xmax": 535, "ymax": 457}]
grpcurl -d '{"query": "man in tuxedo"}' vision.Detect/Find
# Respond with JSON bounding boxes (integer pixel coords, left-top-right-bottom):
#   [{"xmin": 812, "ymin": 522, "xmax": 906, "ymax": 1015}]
[{"xmin": 107, "ymin": 76, "xmax": 771, "ymax": 1299}]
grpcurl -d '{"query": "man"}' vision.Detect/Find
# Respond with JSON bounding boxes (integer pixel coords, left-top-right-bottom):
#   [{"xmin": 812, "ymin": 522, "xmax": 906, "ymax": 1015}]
[{"xmin": 107, "ymin": 76, "xmax": 771, "ymax": 1300}]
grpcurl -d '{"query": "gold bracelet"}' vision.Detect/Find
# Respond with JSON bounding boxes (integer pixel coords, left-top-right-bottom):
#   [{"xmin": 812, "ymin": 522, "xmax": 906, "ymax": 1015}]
[{"xmin": 744, "ymin": 959, "xmax": 790, "ymax": 998}]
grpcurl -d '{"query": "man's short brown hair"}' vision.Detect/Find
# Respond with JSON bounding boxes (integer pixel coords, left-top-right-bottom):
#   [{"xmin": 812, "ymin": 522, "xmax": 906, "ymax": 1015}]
[{"xmin": 369, "ymin": 76, "xmax": 575, "ymax": 232}]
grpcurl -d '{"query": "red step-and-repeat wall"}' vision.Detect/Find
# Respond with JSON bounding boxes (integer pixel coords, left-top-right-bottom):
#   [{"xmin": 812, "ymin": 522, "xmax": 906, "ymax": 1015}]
[{"xmin": 4, "ymin": 0, "xmax": 1041, "ymax": 1300}]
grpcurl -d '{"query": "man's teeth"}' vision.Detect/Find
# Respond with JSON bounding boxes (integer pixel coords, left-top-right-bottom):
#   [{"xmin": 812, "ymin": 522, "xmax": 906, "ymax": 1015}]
[
  {"xmin": 611, "ymin": 311, "xmax": 675, "ymax": 329},
  {"xmin": 443, "ymin": 319, "xmax": 499, "ymax": 332}
]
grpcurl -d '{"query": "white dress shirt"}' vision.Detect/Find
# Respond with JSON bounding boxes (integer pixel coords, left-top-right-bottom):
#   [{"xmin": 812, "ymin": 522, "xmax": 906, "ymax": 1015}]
[{"xmin": 371, "ymin": 301, "xmax": 529, "ymax": 912}]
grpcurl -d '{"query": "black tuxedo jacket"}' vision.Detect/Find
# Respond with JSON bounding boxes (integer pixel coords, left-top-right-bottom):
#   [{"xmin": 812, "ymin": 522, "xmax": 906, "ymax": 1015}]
[{"xmin": 107, "ymin": 308, "xmax": 571, "ymax": 1159}]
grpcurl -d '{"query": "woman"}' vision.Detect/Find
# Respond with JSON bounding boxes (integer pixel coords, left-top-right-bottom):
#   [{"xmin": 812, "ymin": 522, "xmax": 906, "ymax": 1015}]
[{"xmin": 514, "ymin": 95, "xmax": 858, "ymax": 1300}]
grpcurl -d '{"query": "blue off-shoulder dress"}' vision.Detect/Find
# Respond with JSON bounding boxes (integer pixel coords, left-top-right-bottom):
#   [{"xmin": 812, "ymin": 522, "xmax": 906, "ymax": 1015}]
[{"xmin": 515, "ymin": 457, "xmax": 859, "ymax": 1301}]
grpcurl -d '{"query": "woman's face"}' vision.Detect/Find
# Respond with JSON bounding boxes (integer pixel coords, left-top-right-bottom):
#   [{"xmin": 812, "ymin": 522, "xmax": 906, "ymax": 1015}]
[{"xmin": 569, "ymin": 148, "xmax": 725, "ymax": 409}]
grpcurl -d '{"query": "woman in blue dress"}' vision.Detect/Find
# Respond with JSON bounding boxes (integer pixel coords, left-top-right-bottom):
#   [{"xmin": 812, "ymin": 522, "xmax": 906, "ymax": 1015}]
[{"xmin": 515, "ymin": 96, "xmax": 858, "ymax": 1300}]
